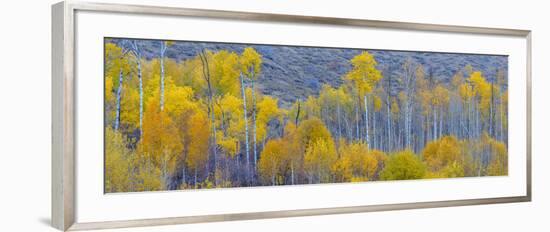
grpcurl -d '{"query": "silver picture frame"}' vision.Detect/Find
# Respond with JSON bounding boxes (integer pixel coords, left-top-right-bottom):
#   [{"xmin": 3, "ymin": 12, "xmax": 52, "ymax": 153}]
[{"xmin": 52, "ymin": 1, "xmax": 532, "ymax": 231}]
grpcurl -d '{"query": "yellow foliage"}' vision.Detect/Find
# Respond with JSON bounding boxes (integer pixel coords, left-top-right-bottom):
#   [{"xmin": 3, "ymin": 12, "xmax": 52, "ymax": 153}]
[
  {"xmin": 380, "ymin": 150, "xmax": 426, "ymax": 180},
  {"xmin": 258, "ymin": 139, "xmax": 288, "ymax": 185},
  {"xmin": 216, "ymin": 131, "xmax": 239, "ymax": 158},
  {"xmin": 304, "ymin": 96, "xmax": 320, "ymax": 119},
  {"xmin": 134, "ymin": 159, "xmax": 162, "ymax": 192},
  {"xmin": 256, "ymin": 96, "xmax": 281, "ymax": 141},
  {"xmin": 304, "ymin": 138, "xmax": 337, "ymax": 183},
  {"xmin": 104, "ymin": 43, "xmax": 131, "ymax": 83},
  {"xmin": 469, "ymin": 71, "xmax": 492, "ymax": 116},
  {"xmin": 119, "ymin": 86, "xmax": 140, "ymax": 130},
  {"xmin": 141, "ymin": 97, "xmax": 183, "ymax": 178},
  {"xmin": 186, "ymin": 111, "xmax": 210, "ymax": 172},
  {"xmin": 104, "ymin": 43, "xmax": 133, "ymax": 128},
  {"xmin": 297, "ymin": 117, "xmax": 333, "ymax": 150},
  {"xmin": 105, "ymin": 75, "xmax": 115, "ymax": 106},
  {"xmin": 485, "ymin": 134, "xmax": 508, "ymax": 176},
  {"xmin": 344, "ymin": 51, "xmax": 382, "ymax": 97},
  {"xmin": 422, "ymin": 135, "xmax": 465, "ymax": 173},
  {"xmin": 240, "ymin": 47, "xmax": 262, "ymax": 79},
  {"xmin": 105, "ymin": 128, "xmax": 131, "ymax": 193},
  {"xmin": 104, "ymin": 42, "xmax": 508, "ymax": 191},
  {"xmin": 211, "ymin": 50, "xmax": 241, "ymax": 96},
  {"xmin": 332, "ymin": 141, "xmax": 387, "ymax": 182},
  {"xmin": 458, "ymin": 83, "xmax": 475, "ymax": 102},
  {"xmin": 164, "ymin": 80, "xmax": 197, "ymax": 117},
  {"xmin": 282, "ymin": 122, "xmax": 303, "ymax": 170},
  {"xmin": 432, "ymin": 84, "xmax": 450, "ymax": 107},
  {"xmin": 391, "ymin": 97, "xmax": 400, "ymax": 115},
  {"xmin": 373, "ymin": 95, "xmax": 382, "ymax": 112},
  {"xmin": 215, "ymin": 94, "xmax": 245, "ymax": 157},
  {"xmin": 451, "ymin": 71, "xmax": 464, "ymax": 89},
  {"xmin": 105, "ymin": 127, "xmax": 163, "ymax": 192},
  {"xmin": 425, "ymin": 161, "xmax": 465, "ymax": 179}
]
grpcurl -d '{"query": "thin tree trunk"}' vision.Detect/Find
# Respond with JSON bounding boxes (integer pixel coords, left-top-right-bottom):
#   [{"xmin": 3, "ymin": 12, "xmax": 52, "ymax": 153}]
[
  {"xmin": 337, "ymin": 103, "xmax": 342, "ymax": 139},
  {"xmin": 252, "ymin": 81, "xmax": 258, "ymax": 170},
  {"xmin": 162, "ymin": 155, "xmax": 167, "ymax": 189},
  {"xmin": 137, "ymin": 60, "xmax": 143, "ymax": 139},
  {"xmin": 432, "ymin": 107, "xmax": 437, "ymax": 140},
  {"xmin": 439, "ymin": 107, "xmax": 443, "ymax": 138},
  {"xmin": 114, "ymin": 68, "xmax": 123, "ymax": 130},
  {"xmin": 182, "ymin": 165, "xmax": 186, "ymax": 187},
  {"xmin": 499, "ymin": 97, "xmax": 504, "ymax": 141},
  {"xmin": 291, "ymin": 162, "xmax": 295, "ymax": 185},
  {"xmin": 387, "ymin": 100, "xmax": 391, "ymax": 151},
  {"xmin": 240, "ymin": 74, "xmax": 251, "ymax": 177},
  {"xmin": 129, "ymin": 41, "xmax": 144, "ymax": 139},
  {"xmin": 364, "ymin": 95, "xmax": 369, "ymax": 146},
  {"xmin": 355, "ymin": 103, "xmax": 360, "ymax": 141},
  {"xmin": 194, "ymin": 168, "xmax": 198, "ymax": 189},
  {"xmin": 199, "ymin": 51, "xmax": 218, "ymax": 184},
  {"xmin": 490, "ymin": 83, "xmax": 494, "ymax": 137},
  {"xmin": 373, "ymin": 111, "xmax": 377, "ymax": 149},
  {"xmin": 409, "ymin": 107, "xmax": 413, "ymax": 148},
  {"xmin": 405, "ymin": 106, "xmax": 409, "ymax": 149}
]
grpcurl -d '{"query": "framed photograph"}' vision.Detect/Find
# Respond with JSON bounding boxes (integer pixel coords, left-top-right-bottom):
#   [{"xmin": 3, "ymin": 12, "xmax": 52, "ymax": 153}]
[{"xmin": 52, "ymin": 1, "xmax": 531, "ymax": 231}]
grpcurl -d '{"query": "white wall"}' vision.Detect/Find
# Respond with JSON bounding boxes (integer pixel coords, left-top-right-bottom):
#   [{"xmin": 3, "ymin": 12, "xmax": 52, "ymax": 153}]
[{"xmin": 0, "ymin": 0, "xmax": 548, "ymax": 231}]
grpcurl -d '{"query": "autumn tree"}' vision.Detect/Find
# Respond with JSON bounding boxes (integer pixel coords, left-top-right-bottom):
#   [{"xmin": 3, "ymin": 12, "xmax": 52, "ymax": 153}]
[
  {"xmin": 422, "ymin": 135, "xmax": 466, "ymax": 178},
  {"xmin": 215, "ymin": 95, "xmax": 244, "ymax": 158},
  {"xmin": 282, "ymin": 122, "xmax": 302, "ymax": 185},
  {"xmin": 344, "ymin": 51, "xmax": 382, "ymax": 146},
  {"xmin": 186, "ymin": 111, "xmax": 211, "ymax": 188},
  {"xmin": 105, "ymin": 43, "xmax": 131, "ymax": 131},
  {"xmin": 258, "ymin": 139, "xmax": 287, "ymax": 185},
  {"xmin": 105, "ymin": 127, "xmax": 132, "ymax": 192},
  {"xmin": 128, "ymin": 40, "xmax": 145, "ymax": 139},
  {"xmin": 400, "ymin": 58, "xmax": 417, "ymax": 149},
  {"xmin": 240, "ymin": 47, "xmax": 262, "ymax": 169},
  {"xmin": 380, "ymin": 150, "xmax": 426, "ymax": 180},
  {"xmin": 256, "ymin": 95, "xmax": 281, "ymax": 145},
  {"xmin": 104, "ymin": 39, "xmax": 509, "ymax": 191},
  {"xmin": 318, "ymin": 85, "xmax": 353, "ymax": 140},
  {"xmin": 432, "ymin": 84, "xmax": 450, "ymax": 139},
  {"xmin": 304, "ymin": 138, "xmax": 337, "ymax": 183},
  {"xmin": 159, "ymin": 40, "xmax": 173, "ymax": 111},
  {"xmin": 332, "ymin": 141, "xmax": 387, "ymax": 182},
  {"xmin": 486, "ymin": 136, "xmax": 508, "ymax": 176}
]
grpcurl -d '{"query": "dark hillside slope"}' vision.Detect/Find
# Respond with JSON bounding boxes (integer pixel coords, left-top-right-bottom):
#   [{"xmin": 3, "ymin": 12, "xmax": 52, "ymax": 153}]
[{"xmin": 112, "ymin": 39, "xmax": 508, "ymax": 108}]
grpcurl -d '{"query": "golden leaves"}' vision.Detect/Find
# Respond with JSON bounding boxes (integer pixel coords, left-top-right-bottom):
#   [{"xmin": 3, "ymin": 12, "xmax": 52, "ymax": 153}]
[
  {"xmin": 240, "ymin": 47, "xmax": 262, "ymax": 79},
  {"xmin": 345, "ymin": 51, "xmax": 382, "ymax": 96},
  {"xmin": 380, "ymin": 150, "xmax": 426, "ymax": 180}
]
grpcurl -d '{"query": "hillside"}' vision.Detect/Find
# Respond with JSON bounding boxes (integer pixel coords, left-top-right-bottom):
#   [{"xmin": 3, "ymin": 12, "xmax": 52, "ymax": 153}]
[{"xmin": 112, "ymin": 38, "xmax": 508, "ymax": 108}]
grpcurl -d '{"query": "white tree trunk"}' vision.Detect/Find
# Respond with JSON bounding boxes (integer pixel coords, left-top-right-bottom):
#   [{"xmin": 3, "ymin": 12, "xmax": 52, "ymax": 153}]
[
  {"xmin": 240, "ymin": 75, "xmax": 250, "ymax": 174},
  {"xmin": 129, "ymin": 40, "xmax": 144, "ymax": 139},
  {"xmin": 114, "ymin": 68, "xmax": 123, "ymax": 130},
  {"xmin": 439, "ymin": 107, "xmax": 443, "ymax": 137},
  {"xmin": 355, "ymin": 104, "xmax": 360, "ymax": 140},
  {"xmin": 364, "ymin": 95, "xmax": 369, "ymax": 146},
  {"xmin": 387, "ymin": 100, "xmax": 391, "ymax": 151},
  {"xmin": 432, "ymin": 107, "xmax": 437, "ymax": 141},
  {"xmin": 373, "ymin": 111, "xmax": 376, "ymax": 149}
]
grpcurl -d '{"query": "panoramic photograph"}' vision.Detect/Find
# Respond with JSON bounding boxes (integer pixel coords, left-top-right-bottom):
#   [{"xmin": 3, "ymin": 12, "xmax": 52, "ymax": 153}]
[{"xmin": 104, "ymin": 38, "xmax": 508, "ymax": 193}]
